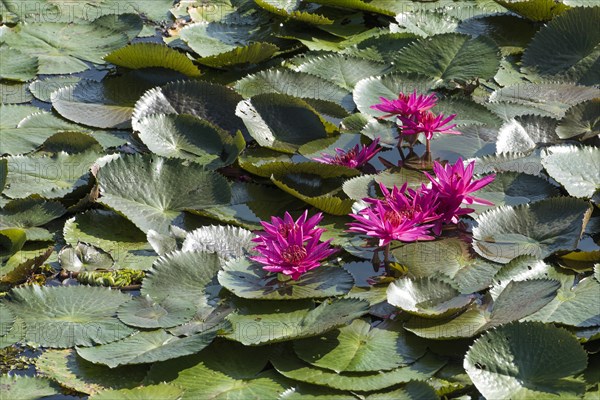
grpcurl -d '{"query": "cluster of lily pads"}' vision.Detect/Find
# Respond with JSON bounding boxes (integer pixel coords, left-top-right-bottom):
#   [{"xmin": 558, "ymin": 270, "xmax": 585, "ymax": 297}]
[{"xmin": 0, "ymin": 0, "xmax": 599, "ymax": 399}]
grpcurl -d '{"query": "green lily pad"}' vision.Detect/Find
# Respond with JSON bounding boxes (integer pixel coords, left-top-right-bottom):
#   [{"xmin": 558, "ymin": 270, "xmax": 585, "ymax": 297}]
[
  {"xmin": 0, "ymin": 243, "xmax": 53, "ymax": 285},
  {"xmin": 0, "ymin": 46, "xmax": 38, "ymax": 82},
  {"xmin": 280, "ymin": 380, "xmax": 439, "ymax": 399},
  {"xmin": 63, "ymin": 210, "xmax": 156, "ymax": 271},
  {"xmin": 464, "ymin": 322, "xmax": 587, "ymax": 399},
  {"xmin": 182, "ymin": 225, "xmax": 255, "ymax": 262},
  {"xmin": 405, "ymin": 279, "xmax": 560, "ymax": 339},
  {"xmin": 234, "ymin": 69, "xmax": 354, "ymax": 111},
  {"xmin": 526, "ymin": 277, "xmax": 600, "ymax": 327},
  {"xmin": 0, "ymin": 303, "xmax": 15, "ymax": 337},
  {"xmin": 489, "ymin": 83, "xmax": 600, "ymax": 119},
  {"xmin": 0, "ymin": 317, "xmax": 25, "ymax": 349},
  {"xmin": 295, "ymin": 54, "xmax": 389, "ymax": 90},
  {"xmin": 387, "ymin": 277, "xmax": 473, "ymax": 318},
  {"xmin": 3, "ymin": 151, "xmax": 99, "ymax": 199},
  {"xmin": 29, "ymin": 76, "xmax": 82, "ymax": 103},
  {"xmin": 97, "ymin": 154, "xmax": 231, "ymax": 234},
  {"xmin": 197, "ymin": 42, "xmax": 279, "ymax": 68},
  {"xmin": 496, "ymin": 115, "xmax": 560, "ymax": 154},
  {"xmin": 471, "ymin": 151, "xmax": 544, "ymax": 176},
  {"xmin": 36, "ymin": 349, "xmax": 148, "ymax": 395},
  {"xmin": 146, "ymin": 340, "xmax": 288, "ymax": 400},
  {"xmin": 473, "ymin": 197, "xmax": 590, "ymax": 263},
  {"xmin": 50, "ymin": 79, "xmax": 140, "ymax": 130},
  {"xmin": 0, "ymin": 160, "xmax": 6, "ymax": 195},
  {"xmin": 0, "ymin": 228, "xmax": 27, "ymax": 261},
  {"xmin": 255, "ymin": 0, "xmax": 333, "ymax": 24},
  {"xmin": 117, "ymin": 295, "xmax": 196, "ymax": 329},
  {"xmin": 236, "ymin": 93, "xmax": 330, "ymax": 154},
  {"xmin": 494, "ymin": 0, "xmax": 569, "ymax": 21},
  {"xmin": 218, "ymin": 258, "xmax": 354, "ymax": 300},
  {"xmin": 0, "ymin": 375, "xmax": 60, "ymax": 400},
  {"xmin": 391, "ymin": 239, "xmax": 503, "ymax": 294},
  {"xmin": 556, "ymin": 101, "xmax": 600, "ymax": 140},
  {"xmin": 225, "ymin": 298, "xmax": 369, "ymax": 345},
  {"xmin": 136, "ymin": 113, "xmax": 244, "ymax": 168},
  {"xmin": 91, "ymin": 384, "xmax": 185, "ymax": 400},
  {"xmin": 272, "ymin": 347, "xmax": 446, "ymax": 392},
  {"xmin": 394, "ymin": 33, "xmax": 500, "ymax": 86},
  {"xmin": 523, "ymin": 7, "xmax": 600, "ymax": 85},
  {"xmin": 141, "ymin": 251, "xmax": 222, "ymax": 318},
  {"xmin": 1, "ymin": 17, "xmax": 134, "ymax": 74},
  {"xmin": 132, "ymin": 80, "xmax": 246, "ymax": 136},
  {"xmin": 293, "ymin": 318, "xmax": 427, "ymax": 372},
  {"xmin": 542, "ymin": 145, "xmax": 600, "ymax": 199},
  {"xmin": 104, "ymin": 43, "xmax": 201, "ymax": 77},
  {"xmin": 6, "ymin": 285, "xmax": 134, "ymax": 348},
  {"xmin": 76, "ymin": 328, "xmax": 217, "ymax": 368},
  {"xmin": 58, "ymin": 242, "xmax": 115, "ymax": 273}
]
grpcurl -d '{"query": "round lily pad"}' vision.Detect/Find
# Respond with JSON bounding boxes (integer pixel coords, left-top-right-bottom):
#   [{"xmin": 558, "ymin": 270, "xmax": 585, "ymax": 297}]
[
  {"xmin": 6, "ymin": 285, "xmax": 134, "ymax": 348},
  {"xmin": 293, "ymin": 318, "xmax": 426, "ymax": 372},
  {"xmin": 218, "ymin": 258, "xmax": 355, "ymax": 300},
  {"xmin": 58, "ymin": 242, "xmax": 115, "ymax": 273},
  {"xmin": 464, "ymin": 322, "xmax": 588, "ymax": 399}
]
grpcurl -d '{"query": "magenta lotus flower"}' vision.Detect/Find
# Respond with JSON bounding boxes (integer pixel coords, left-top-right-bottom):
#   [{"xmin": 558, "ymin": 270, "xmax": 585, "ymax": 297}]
[
  {"xmin": 347, "ymin": 183, "xmax": 436, "ymax": 247},
  {"xmin": 398, "ymin": 111, "xmax": 461, "ymax": 140},
  {"xmin": 424, "ymin": 158, "xmax": 495, "ymax": 233},
  {"xmin": 370, "ymin": 91, "xmax": 437, "ymax": 119},
  {"xmin": 251, "ymin": 211, "xmax": 337, "ymax": 280},
  {"xmin": 313, "ymin": 138, "xmax": 381, "ymax": 169}
]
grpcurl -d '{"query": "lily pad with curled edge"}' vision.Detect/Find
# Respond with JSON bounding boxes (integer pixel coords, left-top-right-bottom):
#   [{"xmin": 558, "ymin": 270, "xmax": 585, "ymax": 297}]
[
  {"xmin": 472, "ymin": 197, "xmax": 590, "ymax": 264},
  {"xmin": 63, "ymin": 210, "xmax": 156, "ymax": 271},
  {"xmin": 36, "ymin": 349, "xmax": 148, "ymax": 395},
  {"xmin": 464, "ymin": 322, "xmax": 588, "ymax": 399},
  {"xmin": 132, "ymin": 80, "xmax": 246, "ymax": 136},
  {"xmin": 279, "ymin": 380, "xmax": 438, "ymax": 400},
  {"xmin": 387, "ymin": 277, "xmax": 473, "ymax": 318},
  {"xmin": 104, "ymin": 43, "xmax": 201, "ymax": 77},
  {"xmin": 136, "ymin": 114, "xmax": 245, "ymax": 169},
  {"xmin": 272, "ymin": 345, "xmax": 446, "ymax": 392},
  {"xmin": 218, "ymin": 258, "xmax": 354, "ymax": 300},
  {"xmin": 58, "ymin": 243, "xmax": 114, "ymax": 273},
  {"xmin": 97, "ymin": 154, "xmax": 231, "ymax": 234},
  {"xmin": 293, "ymin": 318, "xmax": 426, "ymax": 373},
  {"xmin": 76, "ymin": 328, "xmax": 217, "ymax": 368},
  {"xmin": 0, "ymin": 243, "xmax": 53, "ymax": 285},
  {"xmin": 5, "ymin": 285, "xmax": 134, "ymax": 348},
  {"xmin": 405, "ymin": 279, "xmax": 560, "ymax": 339}
]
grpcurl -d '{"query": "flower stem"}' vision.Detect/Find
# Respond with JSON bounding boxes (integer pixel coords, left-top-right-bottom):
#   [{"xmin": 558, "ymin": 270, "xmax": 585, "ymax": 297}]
[
  {"xmin": 383, "ymin": 243, "xmax": 391, "ymax": 276},
  {"xmin": 425, "ymin": 139, "xmax": 431, "ymax": 154}
]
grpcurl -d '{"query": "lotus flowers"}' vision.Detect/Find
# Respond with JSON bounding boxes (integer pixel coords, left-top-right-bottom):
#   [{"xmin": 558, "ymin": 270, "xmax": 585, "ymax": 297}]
[
  {"xmin": 398, "ymin": 111, "xmax": 460, "ymax": 140},
  {"xmin": 313, "ymin": 138, "xmax": 381, "ymax": 169},
  {"xmin": 371, "ymin": 91, "xmax": 438, "ymax": 118},
  {"xmin": 251, "ymin": 211, "xmax": 337, "ymax": 280},
  {"xmin": 423, "ymin": 158, "xmax": 495, "ymax": 234},
  {"xmin": 347, "ymin": 183, "xmax": 437, "ymax": 247}
]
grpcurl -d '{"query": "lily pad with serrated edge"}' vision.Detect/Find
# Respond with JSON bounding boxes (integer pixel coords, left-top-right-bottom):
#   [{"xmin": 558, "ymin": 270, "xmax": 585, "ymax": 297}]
[{"xmin": 5, "ymin": 285, "xmax": 134, "ymax": 348}]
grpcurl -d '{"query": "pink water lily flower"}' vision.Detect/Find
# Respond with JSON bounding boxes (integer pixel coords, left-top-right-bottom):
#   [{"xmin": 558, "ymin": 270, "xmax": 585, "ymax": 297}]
[
  {"xmin": 347, "ymin": 183, "xmax": 436, "ymax": 247},
  {"xmin": 251, "ymin": 211, "xmax": 337, "ymax": 280},
  {"xmin": 398, "ymin": 111, "xmax": 461, "ymax": 140},
  {"xmin": 313, "ymin": 138, "xmax": 381, "ymax": 169},
  {"xmin": 370, "ymin": 91, "xmax": 437, "ymax": 119},
  {"xmin": 424, "ymin": 158, "xmax": 495, "ymax": 234}
]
